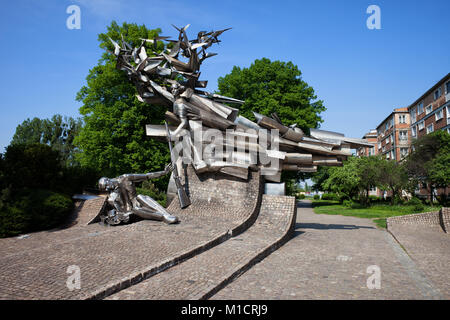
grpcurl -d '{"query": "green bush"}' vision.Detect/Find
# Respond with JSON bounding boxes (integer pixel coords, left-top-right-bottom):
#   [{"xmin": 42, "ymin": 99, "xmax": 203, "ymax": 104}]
[
  {"xmin": 407, "ymin": 197, "xmax": 425, "ymax": 212},
  {"xmin": 137, "ymin": 181, "xmax": 167, "ymax": 207},
  {"xmin": 297, "ymin": 194, "xmax": 306, "ymax": 199},
  {"xmin": 0, "ymin": 189, "xmax": 73, "ymax": 238},
  {"xmin": 322, "ymin": 193, "xmax": 339, "ymax": 201},
  {"xmin": 313, "ymin": 194, "xmax": 320, "ymax": 200}
]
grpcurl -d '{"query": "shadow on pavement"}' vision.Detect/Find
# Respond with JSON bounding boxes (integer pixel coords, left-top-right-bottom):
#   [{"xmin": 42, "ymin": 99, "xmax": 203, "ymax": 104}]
[{"xmin": 295, "ymin": 222, "xmax": 375, "ymax": 231}]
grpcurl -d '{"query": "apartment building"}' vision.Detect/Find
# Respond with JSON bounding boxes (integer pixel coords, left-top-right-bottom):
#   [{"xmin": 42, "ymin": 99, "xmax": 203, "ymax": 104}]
[
  {"xmin": 356, "ymin": 129, "xmax": 377, "ymax": 157},
  {"xmin": 375, "ymin": 107, "xmax": 411, "ymax": 162},
  {"xmin": 408, "ymin": 73, "xmax": 450, "ymax": 140}
]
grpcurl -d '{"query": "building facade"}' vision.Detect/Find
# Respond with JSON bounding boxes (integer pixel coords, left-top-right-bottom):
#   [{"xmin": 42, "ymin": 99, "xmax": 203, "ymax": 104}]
[
  {"xmin": 376, "ymin": 107, "xmax": 411, "ymax": 162},
  {"xmin": 356, "ymin": 129, "xmax": 377, "ymax": 157},
  {"xmin": 408, "ymin": 73, "xmax": 450, "ymax": 140}
]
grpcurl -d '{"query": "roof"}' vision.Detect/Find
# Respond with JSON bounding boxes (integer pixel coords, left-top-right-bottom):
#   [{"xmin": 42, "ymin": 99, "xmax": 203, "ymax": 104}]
[{"xmin": 407, "ymin": 73, "xmax": 450, "ymax": 111}]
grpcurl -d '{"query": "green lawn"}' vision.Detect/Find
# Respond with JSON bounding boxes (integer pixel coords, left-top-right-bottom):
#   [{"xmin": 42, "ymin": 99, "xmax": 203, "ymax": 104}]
[{"xmin": 311, "ymin": 200, "xmax": 440, "ymax": 229}]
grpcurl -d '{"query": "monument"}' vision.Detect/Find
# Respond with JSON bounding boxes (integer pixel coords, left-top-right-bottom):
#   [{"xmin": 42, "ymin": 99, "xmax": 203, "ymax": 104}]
[{"xmin": 98, "ymin": 24, "xmax": 372, "ymax": 225}]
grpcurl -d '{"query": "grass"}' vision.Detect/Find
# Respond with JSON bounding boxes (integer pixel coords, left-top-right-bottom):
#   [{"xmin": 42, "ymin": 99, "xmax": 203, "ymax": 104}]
[{"xmin": 311, "ymin": 200, "xmax": 440, "ymax": 229}]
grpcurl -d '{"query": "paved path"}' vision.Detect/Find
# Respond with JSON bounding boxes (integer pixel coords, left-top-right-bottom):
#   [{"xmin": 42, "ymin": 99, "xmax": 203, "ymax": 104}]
[
  {"xmin": 212, "ymin": 201, "xmax": 445, "ymax": 300},
  {"xmin": 107, "ymin": 195, "xmax": 296, "ymax": 300},
  {"xmin": 388, "ymin": 223, "xmax": 450, "ymax": 298}
]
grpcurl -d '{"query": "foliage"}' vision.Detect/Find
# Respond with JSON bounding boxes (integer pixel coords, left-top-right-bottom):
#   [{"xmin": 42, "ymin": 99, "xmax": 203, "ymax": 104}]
[
  {"xmin": 311, "ymin": 166, "xmax": 330, "ymax": 192},
  {"xmin": 74, "ymin": 21, "xmax": 171, "ymax": 190},
  {"xmin": 321, "ymin": 193, "xmax": 339, "ymax": 201},
  {"xmin": 218, "ymin": 57, "xmax": 326, "ymax": 184},
  {"xmin": 313, "ymin": 194, "xmax": 320, "ymax": 200},
  {"xmin": 137, "ymin": 180, "xmax": 167, "ymax": 207},
  {"xmin": 405, "ymin": 130, "xmax": 450, "ymax": 203},
  {"xmin": 297, "ymin": 193, "xmax": 306, "ymax": 200},
  {"xmin": 0, "ymin": 189, "xmax": 73, "ymax": 238},
  {"xmin": 377, "ymin": 159, "xmax": 409, "ymax": 205},
  {"xmin": 355, "ymin": 156, "xmax": 382, "ymax": 206},
  {"xmin": 312, "ymin": 200, "xmax": 440, "ymax": 229},
  {"xmin": 2, "ymin": 143, "xmax": 63, "ymax": 191},
  {"xmin": 406, "ymin": 197, "xmax": 425, "ymax": 212},
  {"xmin": 322, "ymin": 157, "xmax": 360, "ymax": 201},
  {"xmin": 11, "ymin": 115, "xmax": 82, "ymax": 166}
]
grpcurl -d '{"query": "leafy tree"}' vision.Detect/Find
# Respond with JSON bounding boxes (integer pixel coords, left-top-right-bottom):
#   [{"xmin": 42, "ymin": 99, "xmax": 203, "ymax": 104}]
[
  {"xmin": 356, "ymin": 156, "xmax": 382, "ymax": 206},
  {"xmin": 218, "ymin": 58, "xmax": 326, "ymax": 188},
  {"xmin": 405, "ymin": 130, "xmax": 450, "ymax": 203},
  {"xmin": 74, "ymin": 21, "xmax": 170, "ymax": 190},
  {"xmin": 312, "ymin": 166, "xmax": 330, "ymax": 191},
  {"xmin": 322, "ymin": 157, "xmax": 360, "ymax": 201},
  {"xmin": 218, "ymin": 58, "xmax": 326, "ymax": 132},
  {"xmin": 11, "ymin": 115, "xmax": 82, "ymax": 166},
  {"xmin": 378, "ymin": 159, "xmax": 409, "ymax": 205}
]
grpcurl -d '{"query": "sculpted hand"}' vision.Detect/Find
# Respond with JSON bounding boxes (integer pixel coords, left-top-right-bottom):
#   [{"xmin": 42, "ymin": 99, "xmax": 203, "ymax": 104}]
[{"xmin": 165, "ymin": 163, "xmax": 175, "ymax": 173}]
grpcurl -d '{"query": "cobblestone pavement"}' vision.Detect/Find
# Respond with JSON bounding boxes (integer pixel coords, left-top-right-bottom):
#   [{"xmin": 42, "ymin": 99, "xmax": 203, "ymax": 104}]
[
  {"xmin": 0, "ymin": 167, "xmax": 262, "ymax": 300},
  {"xmin": 106, "ymin": 195, "xmax": 296, "ymax": 300},
  {"xmin": 388, "ymin": 223, "xmax": 450, "ymax": 298},
  {"xmin": 212, "ymin": 201, "xmax": 446, "ymax": 300}
]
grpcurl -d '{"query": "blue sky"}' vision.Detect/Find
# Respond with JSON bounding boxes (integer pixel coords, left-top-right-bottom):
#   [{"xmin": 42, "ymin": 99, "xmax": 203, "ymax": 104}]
[{"xmin": 0, "ymin": 0, "xmax": 449, "ymax": 152}]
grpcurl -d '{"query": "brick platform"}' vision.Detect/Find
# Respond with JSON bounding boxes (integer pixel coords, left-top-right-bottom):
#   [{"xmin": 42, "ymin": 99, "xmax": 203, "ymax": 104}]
[
  {"xmin": 107, "ymin": 195, "xmax": 296, "ymax": 300},
  {"xmin": 0, "ymin": 167, "xmax": 262, "ymax": 300}
]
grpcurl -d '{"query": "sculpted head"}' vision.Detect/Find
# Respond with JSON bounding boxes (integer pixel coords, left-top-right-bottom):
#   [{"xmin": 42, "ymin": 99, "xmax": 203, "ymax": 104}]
[{"xmin": 98, "ymin": 177, "xmax": 116, "ymax": 191}]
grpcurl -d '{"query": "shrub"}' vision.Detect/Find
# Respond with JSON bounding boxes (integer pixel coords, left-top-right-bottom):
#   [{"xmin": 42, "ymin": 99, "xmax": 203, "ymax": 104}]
[
  {"xmin": 138, "ymin": 181, "xmax": 167, "ymax": 207},
  {"xmin": 313, "ymin": 194, "xmax": 320, "ymax": 200},
  {"xmin": 297, "ymin": 194, "xmax": 306, "ymax": 199},
  {"xmin": 0, "ymin": 189, "xmax": 73, "ymax": 238},
  {"xmin": 322, "ymin": 193, "xmax": 338, "ymax": 201},
  {"xmin": 407, "ymin": 197, "xmax": 425, "ymax": 212}
]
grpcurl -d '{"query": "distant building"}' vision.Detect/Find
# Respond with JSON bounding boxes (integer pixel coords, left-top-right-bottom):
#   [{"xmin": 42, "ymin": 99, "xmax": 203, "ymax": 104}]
[
  {"xmin": 408, "ymin": 73, "xmax": 450, "ymax": 140},
  {"xmin": 356, "ymin": 129, "xmax": 377, "ymax": 157},
  {"xmin": 375, "ymin": 107, "xmax": 411, "ymax": 162}
]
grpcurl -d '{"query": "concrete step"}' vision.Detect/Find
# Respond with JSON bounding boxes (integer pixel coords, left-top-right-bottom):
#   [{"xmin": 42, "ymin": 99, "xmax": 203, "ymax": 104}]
[{"xmin": 106, "ymin": 195, "xmax": 296, "ymax": 300}]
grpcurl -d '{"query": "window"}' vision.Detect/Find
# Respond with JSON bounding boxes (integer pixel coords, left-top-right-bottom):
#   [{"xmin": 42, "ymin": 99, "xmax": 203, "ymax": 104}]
[
  {"xmin": 446, "ymin": 81, "xmax": 450, "ymax": 94},
  {"xmin": 386, "ymin": 153, "xmax": 390, "ymax": 160},
  {"xmin": 426, "ymin": 123, "xmax": 434, "ymax": 134},
  {"xmin": 385, "ymin": 122, "xmax": 389, "ymax": 131},
  {"xmin": 391, "ymin": 134, "xmax": 394, "ymax": 144},
  {"xmin": 418, "ymin": 120, "xmax": 425, "ymax": 130},
  {"xmin": 410, "ymin": 108, "xmax": 417, "ymax": 123},
  {"xmin": 417, "ymin": 102, "xmax": 424, "ymax": 114},
  {"xmin": 378, "ymin": 142, "xmax": 381, "ymax": 149},
  {"xmin": 382, "ymin": 146, "xmax": 386, "ymax": 152},
  {"xmin": 435, "ymin": 109, "xmax": 443, "ymax": 121},
  {"xmin": 391, "ymin": 150, "xmax": 395, "ymax": 160},
  {"xmin": 425, "ymin": 104, "xmax": 433, "ymax": 115},
  {"xmin": 399, "ymin": 130, "xmax": 408, "ymax": 141},
  {"xmin": 434, "ymin": 87, "xmax": 441, "ymax": 100},
  {"xmin": 399, "ymin": 114, "xmax": 406, "ymax": 124},
  {"xmin": 447, "ymin": 105, "xmax": 450, "ymax": 119},
  {"xmin": 411, "ymin": 126, "xmax": 417, "ymax": 137},
  {"xmin": 400, "ymin": 148, "xmax": 408, "ymax": 159},
  {"xmin": 390, "ymin": 118, "xmax": 394, "ymax": 127}
]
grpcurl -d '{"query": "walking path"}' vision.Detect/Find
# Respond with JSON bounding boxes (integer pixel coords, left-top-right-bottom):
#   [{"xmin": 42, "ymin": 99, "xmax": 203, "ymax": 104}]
[{"xmin": 212, "ymin": 201, "xmax": 446, "ymax": 300}]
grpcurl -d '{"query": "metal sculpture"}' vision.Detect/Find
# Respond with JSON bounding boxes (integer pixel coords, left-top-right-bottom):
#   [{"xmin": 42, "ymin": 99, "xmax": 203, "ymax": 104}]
[
  {"xmin": 98, "ymin": 164, "xmax": 179, "ymax": 225},
  {"xmin": 107, "ymin": 24, "xmax": 373, "ymax": 205}
]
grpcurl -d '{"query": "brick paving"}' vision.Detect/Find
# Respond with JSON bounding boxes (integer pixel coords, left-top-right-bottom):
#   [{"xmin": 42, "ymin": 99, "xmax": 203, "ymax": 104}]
[
  {"xmin": 212, "ymin": 201, "xmax": 446, "ymax": 300},
  {"xmin": 0, "ymin": 168, "xmax": 262, "ymax": 300},
  {"xmin": 387, "ymin": 223, "xmax": 450, "ymax": 299},
  {"xmin": 106, "ymin": 195, "xmax": 296, "ymax": 300}
]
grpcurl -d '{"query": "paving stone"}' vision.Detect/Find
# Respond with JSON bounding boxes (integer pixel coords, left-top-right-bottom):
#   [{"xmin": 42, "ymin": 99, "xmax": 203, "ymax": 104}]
[
  {"xmin": 106, "ymin": 195, "xmax": 296, "ymax": 300},
  {"xmin": 0, "ymin": 168, "xmax": 262, "ymax": 300},
  {"xmin": 212, "ymin": 201, "xmax": 446, "ymax": 300}
]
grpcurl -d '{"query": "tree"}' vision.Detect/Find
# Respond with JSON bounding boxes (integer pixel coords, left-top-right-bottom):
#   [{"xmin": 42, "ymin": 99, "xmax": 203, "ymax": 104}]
[
  {"xmin": 312, "ymin": 166, "xmax": 330, "ymax": 192},
  {"xmin": 356, "ymin": 156, "xmax": 382, "ymax": 206},
  {"xmin": 322, "ymin": 157, "xmax": 360, "ymax": 201},
  {"xmin": 218, "ymin": 58, "xmax": 326, "ymax": 188},
  {"xmin": 405, "ymin": 130, "xmax": 450, "ymax": 203},
  {"xmin": 11, "ymin": 115, "xmax": 82, "ymax": 166},
  {"xmin": 218, "ymin": 58, "xmax": 326, "ymax": 133},
  {"xmin": 378, "ymin": 160, "xmax": 409, "ymax": 205},
  {"xmin": 74, "ymin": 21, "xmax": 170, "ymax": 190}
]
